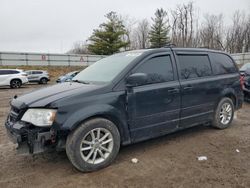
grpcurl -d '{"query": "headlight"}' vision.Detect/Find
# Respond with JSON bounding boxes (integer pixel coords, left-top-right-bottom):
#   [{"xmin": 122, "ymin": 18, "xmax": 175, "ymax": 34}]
[{"xmin": 21, "ymin": 109, "xmax": 57, "ymax": 127}]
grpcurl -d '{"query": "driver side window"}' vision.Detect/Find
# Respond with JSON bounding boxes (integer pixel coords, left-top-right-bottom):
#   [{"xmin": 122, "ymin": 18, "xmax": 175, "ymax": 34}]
[{"xmin": 134, "ymin": 55, "xmax": 174, "ymax": 85}]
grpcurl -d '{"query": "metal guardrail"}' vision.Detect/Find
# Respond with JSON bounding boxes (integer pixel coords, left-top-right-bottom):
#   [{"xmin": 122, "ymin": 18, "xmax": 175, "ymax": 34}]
[
  {"xmin": 0, "ymin": 51, "xmax": 249, "ymax": 67},
  {"xmin": 231, "ymin": 52, "xmax": 250, "ymax": 65},
  {"xmin": 0, "ymin": 51, "xmax": 106, "ymax": 66}
]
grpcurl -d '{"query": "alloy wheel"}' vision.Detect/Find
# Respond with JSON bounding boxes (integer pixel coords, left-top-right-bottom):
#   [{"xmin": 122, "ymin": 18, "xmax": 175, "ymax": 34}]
[
  {"xmin": 219, "ymin": 102, "xmax": 233, "ymax": 125},
  {"xmin": 11, "ymin": 80, "xmax": 21, "ymax": 88},
  {"xmin": 80, "ymin": 128, "xmax": 114, "ymax": 164}
]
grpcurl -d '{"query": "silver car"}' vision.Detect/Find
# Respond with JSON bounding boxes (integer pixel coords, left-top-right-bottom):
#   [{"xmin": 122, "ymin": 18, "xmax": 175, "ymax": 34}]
[{"xmin": 25, "ymin": 70, "xmax": 50, "ymax": 84}]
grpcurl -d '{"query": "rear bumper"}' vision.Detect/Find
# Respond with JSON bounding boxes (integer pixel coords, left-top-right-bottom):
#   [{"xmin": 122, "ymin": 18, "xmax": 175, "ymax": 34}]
[{"xmin": 243, "ymin": 87, "xmax": 250, "ymax": 101}]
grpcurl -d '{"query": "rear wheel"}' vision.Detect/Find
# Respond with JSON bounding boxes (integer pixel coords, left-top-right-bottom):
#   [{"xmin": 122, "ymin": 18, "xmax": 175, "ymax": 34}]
[
  {"xmin": 40, "ymin": 78, "xmax": 48, "ymax": 84},
  {"xmin": 212, "ymin": 97, "xmax": 234, "ymax": 129},
  {"xmin": 66, "ymin": 118, "xmax": 120, "ymax": 172},
  {"xmin": 10, "ymin": 79, "xmax": 22, "ymax": 88}
]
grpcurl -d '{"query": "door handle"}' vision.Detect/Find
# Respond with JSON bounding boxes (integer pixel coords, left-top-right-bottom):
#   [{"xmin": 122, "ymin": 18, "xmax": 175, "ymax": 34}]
[
  {"xmin": 168, "ymin": 88, "xmax": 180, "ymax": 94},
  {"xmin": 183, "ymin": 86, "xmax": 193, "ymax": 91}
]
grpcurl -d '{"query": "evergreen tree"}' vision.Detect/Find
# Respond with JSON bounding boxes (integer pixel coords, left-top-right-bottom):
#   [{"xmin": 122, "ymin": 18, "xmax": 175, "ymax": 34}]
[
  {"xmin": 88, "ymin": 12, "xmax": 129, "ymax": 55},
  {"xmin": 149, "ymin": 8, "xmax": 170, "ymax": 48}
]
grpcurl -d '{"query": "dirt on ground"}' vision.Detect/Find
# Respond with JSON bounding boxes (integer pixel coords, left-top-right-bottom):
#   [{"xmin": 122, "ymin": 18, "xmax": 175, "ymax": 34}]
[{"xmin": 0, "ymin": 84, "xmax": 250, "ymax": 188}]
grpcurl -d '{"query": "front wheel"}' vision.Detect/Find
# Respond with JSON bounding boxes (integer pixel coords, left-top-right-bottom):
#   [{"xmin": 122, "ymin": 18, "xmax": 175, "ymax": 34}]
[
  {"xmin": 66, "ymin": 118, "xmax": 120, "ymax": 172},
  {"xmin": 212, "ymin": 97, "xmax": 234, "ymax": 129}
]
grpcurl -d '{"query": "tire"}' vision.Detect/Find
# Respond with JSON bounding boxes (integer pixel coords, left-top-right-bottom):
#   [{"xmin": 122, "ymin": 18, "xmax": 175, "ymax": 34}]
[
  {"xmin": 66, "ymin": 118, "xmax": 120, "ymax": 172},
  {"xmin": 40, "ymin": 78, "xmax": 48, "ymax": 84},
  {"xmin": 212, "ymin": 97, "xmax": 234, "ymax": 129},
  {"xmin": 10, "ymin": 79, "xmax": 22, "ymax": 88}
]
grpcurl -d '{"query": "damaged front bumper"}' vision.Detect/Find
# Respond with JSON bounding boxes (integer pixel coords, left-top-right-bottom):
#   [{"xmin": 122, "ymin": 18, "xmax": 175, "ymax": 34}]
[{"xmin": 5, "ymin": 120, "xmax": 56, "ymax": 154}]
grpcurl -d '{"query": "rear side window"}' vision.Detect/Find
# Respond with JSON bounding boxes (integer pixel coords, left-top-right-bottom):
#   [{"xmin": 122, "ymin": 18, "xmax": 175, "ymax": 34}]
[
  {"xmin": 9, "ymin": 70, "xmax": 19, "ymax": 74},
  {"xmin": 134, "ymin": 55, "xmax": 174, "ymax": 84},
  {"xmin": 32, "ymin": 71, "xmax": 42, "ymax": 74},
  {"xmin": 0, "ymin": 70, "xmax": 19, "ymax": 75},
  {"xmin": 177, "ymin": 54, "xmax": 212, "ymax": 79},
  {"xmin": 0, "ymin": 70, "xmax": 5, "ymax": 75},
  {"xmin": 210, "ymin": 53, "xmax": 237, "ymax": 75}
]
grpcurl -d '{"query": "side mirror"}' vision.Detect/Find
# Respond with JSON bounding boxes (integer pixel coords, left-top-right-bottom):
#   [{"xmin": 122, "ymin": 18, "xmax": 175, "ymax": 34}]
[
  {"xmin": 65, "ymin": 78, "xmax": 71, "ymax": 82},
  {"xmin": 126, "ymin": 73, "xmax": 148, "ymax": 87}
]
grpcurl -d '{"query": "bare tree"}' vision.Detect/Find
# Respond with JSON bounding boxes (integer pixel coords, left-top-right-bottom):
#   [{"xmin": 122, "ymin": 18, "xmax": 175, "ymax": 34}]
[
  {"xmin": 69, "ymin": 5, "xmax": 250, "ymax": 54},
  {"xmin": 119, "ymin": 15, "xmax": 137, "ymax": 50},
  {"xmin": 198, "ymin": 14, "xmax": 225, "ymax": 50},
  {"xmin": 170, "ymin": 2, "xmax": 195, "ymax": 47},
  {"xmin": 225, "ymin": 11, "xmax": 249, "ymax": 53},
  {"xmin": 67, "ymin": 41, "xmax": 90, "ymax": 54},
  {"xmin": 245, "ymin": 15, "xmax": 250, "ymax": 52},
  {"xmin": 135, "ymin": 19, "xmax": 150, "ymax": 49}
]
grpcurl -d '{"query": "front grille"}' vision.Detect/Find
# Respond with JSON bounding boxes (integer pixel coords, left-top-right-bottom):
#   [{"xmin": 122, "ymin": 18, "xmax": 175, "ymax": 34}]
[
  {"xmin": 8, "ymin": 106, "xmax": 21, "ymax": 123},
  {"xmin": 12, "ymin": 106, "xmax": 20, "ymax": 114}
]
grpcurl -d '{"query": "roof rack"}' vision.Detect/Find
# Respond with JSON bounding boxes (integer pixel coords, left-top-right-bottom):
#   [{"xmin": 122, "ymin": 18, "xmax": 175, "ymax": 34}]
[
  {"xmin": 162, "ymin": 43, "xmax": 176, "ymax": 48},
  {"xmin": 198, "ymin": 46, "xmax": 209, "ymax": 49}
]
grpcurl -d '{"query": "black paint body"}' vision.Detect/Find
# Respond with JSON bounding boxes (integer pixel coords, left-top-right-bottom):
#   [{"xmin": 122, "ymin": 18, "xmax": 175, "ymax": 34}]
[{"xmin": 5, "ymin": 48, "xmax": 243, "ymax": 153}]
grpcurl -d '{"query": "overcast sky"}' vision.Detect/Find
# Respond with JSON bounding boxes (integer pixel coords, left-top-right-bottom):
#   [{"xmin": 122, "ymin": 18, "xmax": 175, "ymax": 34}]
[{"xmin": 0, "ymin": 0, "xmax": 249, "ymax": 53}]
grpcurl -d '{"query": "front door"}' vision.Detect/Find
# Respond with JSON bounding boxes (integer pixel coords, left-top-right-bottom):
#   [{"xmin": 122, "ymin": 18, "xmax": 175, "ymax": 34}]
[
  {"xmin": 127, "ymin": 53, "xmax": 181, "ymax": 142},
  {"xmin": 28, "ymin": 71, "xmax": 40, "ymax": 81}
]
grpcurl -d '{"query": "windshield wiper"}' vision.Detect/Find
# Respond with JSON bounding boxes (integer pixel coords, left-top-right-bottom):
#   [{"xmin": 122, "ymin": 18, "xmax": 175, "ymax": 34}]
[{"xmin": 72, "ymin": 80, "xmax": 90, "ymax": 84}]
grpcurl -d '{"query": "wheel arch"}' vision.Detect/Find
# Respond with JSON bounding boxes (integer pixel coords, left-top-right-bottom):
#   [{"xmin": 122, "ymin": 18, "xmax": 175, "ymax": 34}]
[
  {"xmin": 224, "ymin": 93, "xmax": 236, "ymax": 107},
  {"xmin": 40, "ymin": 77, "xmax": 48, "ymax": 81},
  {"xmin": 60, "ymin": 104, "xmax": 131, "ymax": 145},
  {"xmin": 217, "ymin": 88, "xmax": 237, "ymax": 108},
  {"xmin": 10, "ymin": 78, "xmax": 22, "ymax": 85}
]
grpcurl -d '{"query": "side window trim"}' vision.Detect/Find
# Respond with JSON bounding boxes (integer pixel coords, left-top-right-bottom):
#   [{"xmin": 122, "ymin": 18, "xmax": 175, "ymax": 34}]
[
  {"xmin": 113, "ymin": 51, "xmax": 177, "ymax": 91},
  {"xmin": 174, "ymin": 51, "xmax": 213, "ymax": 80},
  {"xmin": 131, "ymin": 53, "xmax": 175, "ymax": 86},
  {"xmin": 208, "ymin": 52, "xmax": 238, "ymax": 75}
]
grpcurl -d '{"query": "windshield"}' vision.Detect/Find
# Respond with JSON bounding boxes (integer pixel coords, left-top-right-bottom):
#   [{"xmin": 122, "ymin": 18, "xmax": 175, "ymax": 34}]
[
  {"xmin": 73, "ymin": 51, "xmax": 143, "ymax": 83},
  {"xmin": 66, "ymin": 71, "xmax": 77, "ymax": 76},
  {"xmin": 240, "ymin": 63, "xmax": 250, "ymax": 71}
]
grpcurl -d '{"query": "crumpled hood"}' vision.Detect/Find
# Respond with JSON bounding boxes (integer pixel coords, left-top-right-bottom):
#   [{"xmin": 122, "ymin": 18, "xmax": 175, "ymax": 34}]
[{"xmin": 11, "ymin": 82, "xmax": 104, "ymax": 109}]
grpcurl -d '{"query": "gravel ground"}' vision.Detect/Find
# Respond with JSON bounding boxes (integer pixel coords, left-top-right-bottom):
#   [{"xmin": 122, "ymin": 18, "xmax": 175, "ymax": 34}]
[{"xmin": 0, "ymin": 84, "xmax": 250, "ymax": 188}]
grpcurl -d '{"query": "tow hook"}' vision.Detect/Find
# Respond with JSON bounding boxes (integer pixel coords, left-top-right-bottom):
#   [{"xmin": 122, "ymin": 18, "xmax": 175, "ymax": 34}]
[{"xmin": 50, "ymin": 129, "xmax": 56, "ymax": 143}]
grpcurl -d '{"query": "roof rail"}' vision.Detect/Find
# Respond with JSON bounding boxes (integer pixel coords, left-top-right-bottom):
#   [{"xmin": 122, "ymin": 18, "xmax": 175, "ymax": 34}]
[
  {"xmin": 162, "ymin": 43, "xmax": 176, "ymax": 48},
  {"xmin": 198, "ymin": 46, "xmax": 209, "ymax": 49}
]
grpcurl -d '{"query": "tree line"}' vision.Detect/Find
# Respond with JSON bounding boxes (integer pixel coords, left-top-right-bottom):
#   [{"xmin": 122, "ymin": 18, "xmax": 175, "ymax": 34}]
[{"xmin": 68, "ymin": 2, "xmax": 250, "ymax": 55}]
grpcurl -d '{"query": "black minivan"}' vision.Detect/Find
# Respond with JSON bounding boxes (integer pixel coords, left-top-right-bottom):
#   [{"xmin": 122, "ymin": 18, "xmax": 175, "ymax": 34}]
[{"xmin": 5, "ymin": 47, "xmax": 243, "ymax": 172}]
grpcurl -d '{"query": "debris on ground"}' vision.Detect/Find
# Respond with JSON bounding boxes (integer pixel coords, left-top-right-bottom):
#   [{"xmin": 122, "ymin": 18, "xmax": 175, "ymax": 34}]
[
  {"xmin": 234, "ymin": 112, "xmax": 238, "ymax": 120},
  {"xmin": 131, "ymin": 158, "xmax": 139, "ymax": 164},
  {"xmin": 236, "ymin": 149, "xmax": 240, "ymax": 153},
  {"xmin": 197, "ymin": 156, "xmax": 207, "ymax": 161}
]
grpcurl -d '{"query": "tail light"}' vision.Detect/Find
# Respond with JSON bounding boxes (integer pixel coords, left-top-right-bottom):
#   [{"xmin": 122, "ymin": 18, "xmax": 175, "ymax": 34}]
[
  {"xmin": 21, "ymin": 73, "xmax": 28, "ymax": 76},
  {"xmin": 240, "ymin": 75, "xmax": 245, "ymax": 90}
]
